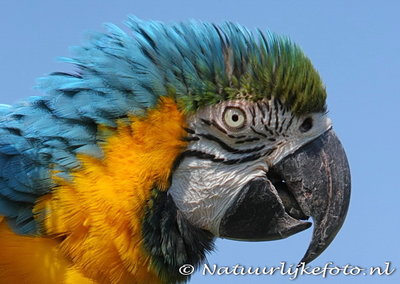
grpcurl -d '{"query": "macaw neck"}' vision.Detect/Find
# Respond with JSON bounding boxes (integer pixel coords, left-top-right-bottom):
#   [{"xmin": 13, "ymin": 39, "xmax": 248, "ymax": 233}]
[
  {"xmin": 142, "ymin": 189, "xmax": 215, "ymax": 283},
  {"xmin": 29, "ymin": 97, "xmax": 211, "ymax": 283}
]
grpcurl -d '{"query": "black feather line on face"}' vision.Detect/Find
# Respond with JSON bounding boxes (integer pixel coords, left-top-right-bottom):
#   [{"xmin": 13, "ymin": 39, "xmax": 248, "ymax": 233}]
[
  {"xmin": 197, "ymin": 133, "xmax": 265, "ymax": 154},
  {"xmin": 179, "ymin": 147, "xmax": 275, "ymax": 166},
  {"xmin": 142, "ymin": 189, "xmax": 215, "ymax": 284}
]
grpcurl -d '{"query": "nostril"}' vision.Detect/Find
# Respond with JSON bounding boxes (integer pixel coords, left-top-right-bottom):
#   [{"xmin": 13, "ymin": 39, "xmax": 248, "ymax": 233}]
[{"xmin": 299, "ymin": 117, "xmax": 313, "ymax": 133}]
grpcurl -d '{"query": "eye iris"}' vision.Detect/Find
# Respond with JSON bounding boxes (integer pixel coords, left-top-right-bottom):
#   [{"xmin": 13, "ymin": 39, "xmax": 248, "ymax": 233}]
[{"xmin": 223, "ymin": 107, "xmax": 246, "ymax": 129}]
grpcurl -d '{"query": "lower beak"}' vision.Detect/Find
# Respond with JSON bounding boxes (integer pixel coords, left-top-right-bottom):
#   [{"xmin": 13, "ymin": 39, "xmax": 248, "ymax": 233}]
[{"xmin": 219, "ymin": 129, "xmax": 351, "ymax": 264}]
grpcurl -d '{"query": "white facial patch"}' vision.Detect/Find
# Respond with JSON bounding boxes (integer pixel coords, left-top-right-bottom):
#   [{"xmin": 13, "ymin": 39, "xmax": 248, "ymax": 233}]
[{"xmin": 169, "ymin": 157, "xmax": 268, "ymax": 236}]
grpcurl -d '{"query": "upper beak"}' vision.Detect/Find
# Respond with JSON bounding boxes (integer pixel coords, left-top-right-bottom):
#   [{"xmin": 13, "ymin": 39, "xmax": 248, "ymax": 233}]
[
  {"xmin": 219, "ymin": 129, "xmax": 351, "ymax": 264},
  {"xmin": 272, "ymin": 129, "xmax": 351, "ymax": 263}
]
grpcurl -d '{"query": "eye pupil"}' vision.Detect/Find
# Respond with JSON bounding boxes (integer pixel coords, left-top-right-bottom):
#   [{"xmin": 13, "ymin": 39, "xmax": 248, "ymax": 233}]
[
  {"xmin": 231, "ymin": 114, "xmax": 239, "ymax": 122},
  {"xmin": 300, "ymin": 117, "xmax": 313, "ymax": 133}
]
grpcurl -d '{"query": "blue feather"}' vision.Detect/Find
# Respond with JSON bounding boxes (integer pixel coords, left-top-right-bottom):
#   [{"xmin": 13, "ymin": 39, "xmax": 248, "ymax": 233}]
[
  {"xmin": 0, "ymin": 180, "xmax": 37, "ymax": 203},
  {"xmin": 0, "ymin": 198, "xmax": 20, "ymax": 217},
  {"xmin": 6, "ymin": 215, "xmax": 38, "ymax": 235}
]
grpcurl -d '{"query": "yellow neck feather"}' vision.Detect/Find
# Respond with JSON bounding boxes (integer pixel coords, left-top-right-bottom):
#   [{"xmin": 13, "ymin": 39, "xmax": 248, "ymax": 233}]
[{"xmin": 33, "ymin": 97, "xmax": 188, "ymax": 283}]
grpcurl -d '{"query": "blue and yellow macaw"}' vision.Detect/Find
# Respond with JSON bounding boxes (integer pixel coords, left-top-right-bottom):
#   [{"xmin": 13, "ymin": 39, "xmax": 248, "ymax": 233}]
[{"xmin": 0, "ymin": 17, "xmax": 351, "ymax": 283}]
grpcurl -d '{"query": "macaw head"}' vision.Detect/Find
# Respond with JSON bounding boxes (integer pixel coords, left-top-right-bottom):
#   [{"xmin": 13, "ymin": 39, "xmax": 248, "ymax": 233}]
[
  {"xmin": 36, "ymin": 17, "xmax": 351, "ymax": 283},
  {"xmin": 119, "ymin": 19, "xmax": 351, "ymax": 282}
]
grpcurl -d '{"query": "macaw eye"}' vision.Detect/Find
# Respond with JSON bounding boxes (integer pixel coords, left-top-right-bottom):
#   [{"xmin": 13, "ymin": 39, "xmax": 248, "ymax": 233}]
[{"xmin": 223, "ymin": 107, "xmax": 246, "ymax": 129}]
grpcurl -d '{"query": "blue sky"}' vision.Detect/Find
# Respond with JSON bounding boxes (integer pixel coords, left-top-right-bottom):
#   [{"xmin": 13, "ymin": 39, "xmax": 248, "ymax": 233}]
[{"xmin": 1, "ymin": 1, "xmax": 399, "ymax": 283}]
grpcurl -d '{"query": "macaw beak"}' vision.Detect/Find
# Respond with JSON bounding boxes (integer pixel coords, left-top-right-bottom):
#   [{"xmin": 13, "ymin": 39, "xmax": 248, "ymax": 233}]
[{"xmin": 219, "ymin": 129, "xmax": 351, "ymax": 264}]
